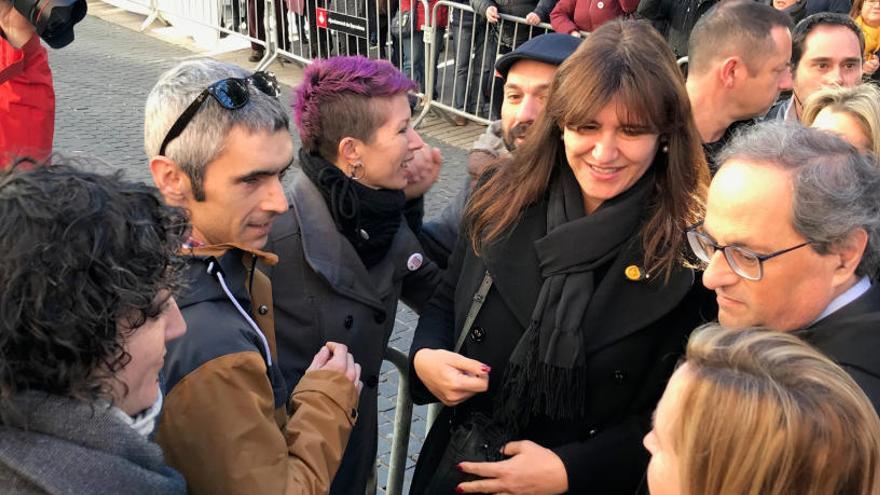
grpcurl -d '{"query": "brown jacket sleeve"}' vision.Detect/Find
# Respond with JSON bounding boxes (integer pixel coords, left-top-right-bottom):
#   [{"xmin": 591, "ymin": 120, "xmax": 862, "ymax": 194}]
[
  {"xmin": 156, "ymin": 353, "xmax": 359, "ymax": 495},
  {"xmin": 285, "ymin": 370, "xmax": 361, "ymax": 491}
]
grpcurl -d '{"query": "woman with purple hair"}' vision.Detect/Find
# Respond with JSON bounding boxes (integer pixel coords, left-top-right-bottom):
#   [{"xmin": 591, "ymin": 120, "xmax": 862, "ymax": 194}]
[{"xmin": 261, "ymin": 55, "xmax": 444, "ymax": 494}]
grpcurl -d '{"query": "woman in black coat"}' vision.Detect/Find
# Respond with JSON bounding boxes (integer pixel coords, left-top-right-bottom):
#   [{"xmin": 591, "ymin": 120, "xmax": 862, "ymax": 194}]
[{"xmin": 408, "ymin": 20, "xmax": 716, "ymax": 494}]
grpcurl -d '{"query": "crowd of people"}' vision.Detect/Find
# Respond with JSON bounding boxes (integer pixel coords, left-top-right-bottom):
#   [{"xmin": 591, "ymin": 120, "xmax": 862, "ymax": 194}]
[{"xmin": 3, "ymin": 0, "xmax": 880, "ymax": 494}]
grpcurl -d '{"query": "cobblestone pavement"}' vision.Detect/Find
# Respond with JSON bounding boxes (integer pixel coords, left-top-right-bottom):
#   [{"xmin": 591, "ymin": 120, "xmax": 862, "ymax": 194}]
[{"xmin": 50, "ymin": 13, "xmax": 474, "ymax": 493}]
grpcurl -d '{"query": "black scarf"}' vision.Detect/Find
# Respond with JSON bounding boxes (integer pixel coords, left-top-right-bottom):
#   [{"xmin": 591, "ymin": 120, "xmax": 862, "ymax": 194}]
[
  {"xmin": 299, "ymin": 149, "xmax": 406, "ymax": 268},
  {"xmin": 496, "ymin": 165, "xmax": 654, "ymax": 429}
]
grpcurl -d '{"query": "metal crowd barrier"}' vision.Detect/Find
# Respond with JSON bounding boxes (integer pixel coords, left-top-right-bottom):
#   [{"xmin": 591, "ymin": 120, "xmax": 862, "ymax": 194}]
[
  {"xmin": 417, "ymin": 1, "xmax": 553, "ymax": 126},
  {"xmin": 273, "ymin": 0, "xmax": 431, "ymax": 89},
  {"xmin": 131, "ymin": 0, "xmax": 278, "ymax": 69},
  {"xmin": 124, "ymin": 0, "xmax": 557, "ymax": 124},
  {"xmin": 382, "ymin": 346, "xmax": 414, "ymax": 495}
]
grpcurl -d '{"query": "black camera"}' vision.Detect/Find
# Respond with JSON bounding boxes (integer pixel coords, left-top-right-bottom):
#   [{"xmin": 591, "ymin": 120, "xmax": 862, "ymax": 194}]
[{"xmin": 11, "ymin": 0, "xmax": 87, "ymax": 49}]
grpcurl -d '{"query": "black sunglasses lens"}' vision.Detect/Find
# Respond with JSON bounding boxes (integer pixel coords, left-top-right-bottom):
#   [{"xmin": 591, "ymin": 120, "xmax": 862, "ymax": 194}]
[
  {"xmin": 211, "ymin": 79, "xmax": 250, "ymax": 109},
  {"xmin": 251, "ymin": 72, "xmax": 280, "ymax": 97}
]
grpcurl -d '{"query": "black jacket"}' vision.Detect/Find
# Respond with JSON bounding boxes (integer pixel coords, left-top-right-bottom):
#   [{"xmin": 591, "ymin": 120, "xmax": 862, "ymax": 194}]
[
  {"xmin": 797, "ymin": 281, "xmax": 880, "ymax": 412},
  {"xmin": 408, "ymin": 194, "xmax": 716, "ymax": 494},
  {"xmin": 637, "ymin": 0, "xmax": 719, "ymax": 57},
  {"xmin": 262, "ymin": 174, "xmax": 442, "ymax": 495}
]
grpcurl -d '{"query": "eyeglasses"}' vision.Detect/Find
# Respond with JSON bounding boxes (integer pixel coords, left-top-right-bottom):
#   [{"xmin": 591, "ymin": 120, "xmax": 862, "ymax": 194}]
[
  {"xmin": 159, "ymin": 71, "xmax": 281, "ymax": 156},
  {"xmin": 686, "ymin": 223, "xmax": 812, "ymax": 281}
]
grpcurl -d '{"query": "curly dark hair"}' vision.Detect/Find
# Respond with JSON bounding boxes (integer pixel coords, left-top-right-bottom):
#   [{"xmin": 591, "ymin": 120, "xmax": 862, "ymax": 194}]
[{"xmin": 0, "ymin": 159, "xmax": 188, "ymax": 407}]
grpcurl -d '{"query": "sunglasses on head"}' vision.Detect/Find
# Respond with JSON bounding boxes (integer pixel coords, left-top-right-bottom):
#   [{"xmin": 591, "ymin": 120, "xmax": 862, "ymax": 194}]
[{"xmin": 159, "ymin": 71, "xmax": 281, "ymax": 156}]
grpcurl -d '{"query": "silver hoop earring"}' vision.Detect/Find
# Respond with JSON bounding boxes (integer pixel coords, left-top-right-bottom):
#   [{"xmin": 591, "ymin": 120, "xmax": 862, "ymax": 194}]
[
  {"xmin": 349, "ymin": 161, "xmax": 365, "ymax": 181},
  {"xmin": 661, "ymin": 144, "xmax": 669, "ymax": 153}
]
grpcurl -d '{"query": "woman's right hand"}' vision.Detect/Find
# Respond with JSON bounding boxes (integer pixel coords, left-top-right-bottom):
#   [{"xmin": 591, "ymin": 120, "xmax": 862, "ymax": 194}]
[{"xmin": 413, "ymin": 349, "xmax": 490, "ymax": 406}]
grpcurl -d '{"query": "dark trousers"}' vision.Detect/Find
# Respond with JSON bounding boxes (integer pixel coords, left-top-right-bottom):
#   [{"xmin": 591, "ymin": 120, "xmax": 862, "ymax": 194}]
[
  {"xmin": 450, "ymin": 9, "xmax": 487, "ymax": 114},
  {"xmin": 397, "ymin": 27, "xmax": 444, "ymax": 95},
  {"xmin": 248, "ymin": 0, "xmax": 289, "ymax": 52}
]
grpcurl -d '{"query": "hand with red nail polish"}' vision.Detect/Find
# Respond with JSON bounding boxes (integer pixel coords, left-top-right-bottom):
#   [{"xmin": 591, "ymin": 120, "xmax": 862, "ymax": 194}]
[{"xmin": 412, "ymin": 348, "xmax": 490, "ymax": 406}]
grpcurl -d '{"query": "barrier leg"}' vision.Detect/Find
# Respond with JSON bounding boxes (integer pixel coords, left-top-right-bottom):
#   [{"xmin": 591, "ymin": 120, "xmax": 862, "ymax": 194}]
[
  {"xmin": 140, "ymin": 0, "xmax": 167, "ymax": 31},
  {"xmin": 413, "ymin": 24, "xmax": 434, "ymax": 127},
  {"xmin": 257, "ymin": 0, "xmax": 279, "ymax": 69},
  {"xmin": 383, "ymin": 346, "xmax": 414, "ymax": 495}
]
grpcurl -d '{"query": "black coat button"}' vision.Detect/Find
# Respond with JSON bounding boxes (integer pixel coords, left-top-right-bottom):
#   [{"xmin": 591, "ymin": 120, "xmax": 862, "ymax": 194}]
[
  {"xmin": 587, "ymin": 428, "xmax": 600, "ymax": 439},
  {"xmin": 257, "ymin": 305, "xmax": 269, "ymax": 315},
  {"xmin": 613, "ymin": 370, "xmax": 625, "ymax": 383},
  {"xmin": 469, "ymin": 326, "xmax": 485, "ymax": 343},
  {"xmin": 344, "ymin": 315, "xmax": 354, "ymax": 329},
  {"xmin": 374, "ymin": 312, "xmax": 386, "ymax": 324},
  {"xmin": 365, "ymin": 375, "xmax": 379, "ymax": 388}
]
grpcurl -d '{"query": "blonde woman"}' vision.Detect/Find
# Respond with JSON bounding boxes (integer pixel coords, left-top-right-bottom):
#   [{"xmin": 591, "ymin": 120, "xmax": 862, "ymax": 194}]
[
  {"xmin": 644, "ymin": 324, "xmax": 880, "ymax": 495},
  {"xmin": 803, "ymin": 83, "xmax": 880, "ymax": 158}
]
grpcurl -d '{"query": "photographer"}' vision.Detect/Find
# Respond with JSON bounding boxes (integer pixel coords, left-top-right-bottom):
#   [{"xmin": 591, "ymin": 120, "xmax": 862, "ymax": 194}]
[{"xmin": 0, "ymin": 0, "xmax": 54, "ymax": 167}]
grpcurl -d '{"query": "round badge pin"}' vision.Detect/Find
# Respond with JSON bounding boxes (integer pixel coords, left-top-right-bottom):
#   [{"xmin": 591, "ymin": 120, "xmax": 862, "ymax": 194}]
[
  {"xmin": 597, "ymin": 1, "xmax": 604, "ymax": 8},
  {"xmin": 407, "ymin": 253, "xmax": 424, "ymax": 271},
  {"xmin": 625, "ymin": 265, "xmax": 643, "ymax": 281}
]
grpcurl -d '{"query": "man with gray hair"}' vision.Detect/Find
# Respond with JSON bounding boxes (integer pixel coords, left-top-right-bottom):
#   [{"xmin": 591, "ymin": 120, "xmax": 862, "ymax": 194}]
[
  {"xmin": 144, "ymin": 59, "xmax": 362, "ymax": 494},
  {"xmin": 688, "ymin": 121, "xmax": 880, "ymax": 410}
]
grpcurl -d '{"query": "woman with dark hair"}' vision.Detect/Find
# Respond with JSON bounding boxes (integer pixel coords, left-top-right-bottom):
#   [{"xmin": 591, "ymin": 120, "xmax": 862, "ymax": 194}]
[
  {"xmin": 409, "ymin": 20, "xmax": 714, "ymax": 494},
  {"xmin": 0, "ymin": 163, "xmax": 188, "ymax": 493},
  {"xmin": 262, "ymin": 55, "xmax": 443, "ymax": 495}
]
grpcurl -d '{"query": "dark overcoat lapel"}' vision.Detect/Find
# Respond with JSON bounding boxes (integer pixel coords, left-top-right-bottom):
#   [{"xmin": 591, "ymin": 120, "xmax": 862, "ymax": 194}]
[{"xmin": 472, "ymin": 199, "xmax": 694, "ymax": 352}]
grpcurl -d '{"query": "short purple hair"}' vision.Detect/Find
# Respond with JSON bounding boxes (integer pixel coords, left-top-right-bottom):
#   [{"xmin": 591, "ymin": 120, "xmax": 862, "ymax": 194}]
[{"xmin": 294, "ymin": 56, "xmax": 416, "ymax": 160}]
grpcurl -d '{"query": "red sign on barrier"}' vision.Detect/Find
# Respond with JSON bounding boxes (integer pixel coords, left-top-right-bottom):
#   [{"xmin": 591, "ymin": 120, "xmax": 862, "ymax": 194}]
[
  {"xmin": 316, "ymin": 7, "xmax": 328, "ymax": 28},
  {"xmin": 313, "ymin": 8, "xmax": 368, "ymax": 38}
]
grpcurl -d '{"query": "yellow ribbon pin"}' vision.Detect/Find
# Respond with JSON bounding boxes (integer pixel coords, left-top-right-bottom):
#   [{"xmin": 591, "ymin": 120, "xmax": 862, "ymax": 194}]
[{"xmin": 625, "ymin": 265, "xmax": 644, "ymax": 281}]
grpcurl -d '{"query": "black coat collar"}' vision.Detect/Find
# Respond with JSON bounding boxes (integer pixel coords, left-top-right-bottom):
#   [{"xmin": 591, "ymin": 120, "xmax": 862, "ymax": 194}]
[
  {"xmin": 481, "ymin": 199, "xmax": 695, "ymax": 353},
  {"xmin": 799, "ymin": 282, "xmax": 880, "ymax": 379}
]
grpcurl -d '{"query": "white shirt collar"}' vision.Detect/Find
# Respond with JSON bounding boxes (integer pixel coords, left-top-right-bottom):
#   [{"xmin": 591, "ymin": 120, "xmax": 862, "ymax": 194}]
[
  {"xmin": 783, "ymin": 97, "xmax": 798, "ymax": 122},
  {"xmin": 110, "ymin": 392, "xmax": 164, "ymax": 437},
  {"xmin": 814, "ymin": 276, "xmax": 872, "ymax": 324}
]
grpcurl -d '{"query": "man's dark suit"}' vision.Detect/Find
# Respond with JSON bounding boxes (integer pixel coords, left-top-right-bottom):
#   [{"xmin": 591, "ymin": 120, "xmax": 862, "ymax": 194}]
[{"xmin": 797, "ymin": 281, "xmax": 880, "ymax": 412}]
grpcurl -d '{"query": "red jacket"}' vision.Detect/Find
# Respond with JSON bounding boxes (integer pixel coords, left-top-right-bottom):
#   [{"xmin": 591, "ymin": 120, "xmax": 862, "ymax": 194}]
[
  {"xmin": 0, "ymin": 34, "xmax": 55, "ymax": 168},
  {"xmin": 550, "ymin": 0, "xmax": 638, "ymax": 33},
  {"xmin": 401, "ymin": 0, "xmax": 449, "ymax": 30}
]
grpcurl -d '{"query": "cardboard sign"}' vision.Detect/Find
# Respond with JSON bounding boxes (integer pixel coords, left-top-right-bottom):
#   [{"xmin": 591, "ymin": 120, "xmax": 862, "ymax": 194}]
[{"xmin": 314, "ymin": 7, "xmax": 368, "ymax": 38}]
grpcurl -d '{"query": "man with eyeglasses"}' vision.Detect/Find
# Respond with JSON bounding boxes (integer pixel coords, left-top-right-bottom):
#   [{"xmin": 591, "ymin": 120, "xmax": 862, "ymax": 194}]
[
  {"xmin": 144, "ymin": 59, "xmax": 362, "ymax": 494},
  {"xmin": 689, "ymin": 121, "xmax": 880, "ymax": 410}
]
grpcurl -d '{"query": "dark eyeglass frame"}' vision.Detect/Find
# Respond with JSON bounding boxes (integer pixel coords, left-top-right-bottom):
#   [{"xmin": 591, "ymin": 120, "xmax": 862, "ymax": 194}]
[
  {"xmin": 158, "ymin": 71, "xmax": 281, "ymax": 156},
  {"xmin": 686, "ymin": 222, "xmax": 812, "ymax": 281}
]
